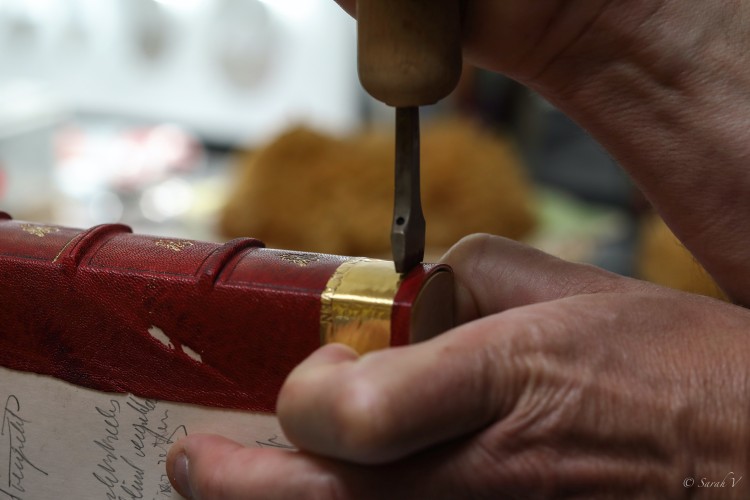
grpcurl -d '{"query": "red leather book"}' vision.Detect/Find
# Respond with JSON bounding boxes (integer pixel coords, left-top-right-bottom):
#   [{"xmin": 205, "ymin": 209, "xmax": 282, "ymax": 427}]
[{"xmin": 0, "ymin": 212, "xmax": 454, "ymax": 413}]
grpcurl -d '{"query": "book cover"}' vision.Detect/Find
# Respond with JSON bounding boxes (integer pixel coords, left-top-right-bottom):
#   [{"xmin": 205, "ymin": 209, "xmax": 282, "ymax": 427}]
[{"xmin": 0, "ymin": 213, "xmax": 454, "ymax": 499}]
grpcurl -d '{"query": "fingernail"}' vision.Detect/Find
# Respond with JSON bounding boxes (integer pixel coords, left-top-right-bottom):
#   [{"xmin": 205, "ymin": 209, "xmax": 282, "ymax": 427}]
[{"xmin": 172, "ymin": 452, "xmax": 193, "ymax": 499}]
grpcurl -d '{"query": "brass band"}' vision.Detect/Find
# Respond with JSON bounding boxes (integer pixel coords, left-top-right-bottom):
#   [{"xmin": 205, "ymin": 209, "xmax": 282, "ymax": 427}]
[{"xmin": 320, "ymin": 258, "xmax": 401, "ymax": 354}]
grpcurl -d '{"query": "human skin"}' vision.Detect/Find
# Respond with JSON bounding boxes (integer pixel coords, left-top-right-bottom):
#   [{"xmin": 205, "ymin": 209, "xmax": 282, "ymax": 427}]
[
  {"xmin": 167, "ymin": 236, "xmax": 750, "ymax": 498},
  {"xmin": 337, "ymin": 0, "xmax": 750, "ymax": 307},
  {"xmin": 167, "ymin": 2, "xmax": 750, "ymax": 498}
]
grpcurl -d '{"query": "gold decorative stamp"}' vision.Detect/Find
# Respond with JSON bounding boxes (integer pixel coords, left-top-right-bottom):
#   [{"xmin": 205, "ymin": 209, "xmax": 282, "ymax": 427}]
[
  {"xmin": 319, "ymin": 258, "xmax": 401, "ymax": 354},
  {"xmin": 21, "ymin": 224, "xmax": 60, "ymax": 238},
  {"xmin": 155, "ymin": 240, "xmax": 194, "ymax": 252},
  {"xmin": 279, "ymin": 252, "xmax": 319, "ymax": 267}
]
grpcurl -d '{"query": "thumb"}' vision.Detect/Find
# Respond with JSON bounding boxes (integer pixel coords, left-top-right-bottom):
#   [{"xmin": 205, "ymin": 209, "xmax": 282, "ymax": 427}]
[
  {"xmin": 440, "ymin": 233, "xmax": 647, "ymax": 324},
  {"xmin": 166, "ymin": 430, "xmax": 497, "ymax": 499},
  {"xmin": 278, "ymin": 235, "xmax": 645, "ymax": 465},
  {"xmin": 166, "ymin": 434, "xmax": 353, "ymax": 500}
]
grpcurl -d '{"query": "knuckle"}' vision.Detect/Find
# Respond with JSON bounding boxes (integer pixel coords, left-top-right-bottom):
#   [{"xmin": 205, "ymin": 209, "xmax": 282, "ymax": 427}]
[
  {"xmin": 455, "ymin": 232, "xmax": 495, "ymax": 248},
  {"xmin": 443, "ymin": 233, "xmax": 498, "ymax": 262},
  {"xmin": 459, "ymin": 232, "xmax": 498, "ymax": 249}
]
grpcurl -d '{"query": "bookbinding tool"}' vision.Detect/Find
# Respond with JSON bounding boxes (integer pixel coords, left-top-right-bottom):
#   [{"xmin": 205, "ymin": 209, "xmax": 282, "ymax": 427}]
[{"xmin": 356, "ymin": 0, "xmax": 463, "ymax": 274}]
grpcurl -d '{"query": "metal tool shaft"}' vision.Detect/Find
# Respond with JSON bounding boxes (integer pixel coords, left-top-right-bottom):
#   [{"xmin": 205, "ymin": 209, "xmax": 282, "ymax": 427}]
[{"xmin": 392, "ymin": 106, "xmax": 425, "ymax": 274}]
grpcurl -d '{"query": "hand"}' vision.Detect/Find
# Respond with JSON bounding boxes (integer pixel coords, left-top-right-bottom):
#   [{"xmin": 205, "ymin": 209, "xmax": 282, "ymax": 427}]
[
  {"xmin": 338, "ymin": 0, "xmax": 750, "ymax": 306},
  {"xmin": 166, "ymin": 234, "xmax": 750, "ymax": 498},
  {"xmin": 337, "ymin": 0, "xmax": 661, "ymax": 90}
]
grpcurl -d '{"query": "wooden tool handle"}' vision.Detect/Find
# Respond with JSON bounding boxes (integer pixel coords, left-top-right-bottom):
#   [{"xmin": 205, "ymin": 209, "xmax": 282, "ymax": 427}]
[{"xmin": 357, "ymin": 0, "xmax": 462, "ymax": 107}]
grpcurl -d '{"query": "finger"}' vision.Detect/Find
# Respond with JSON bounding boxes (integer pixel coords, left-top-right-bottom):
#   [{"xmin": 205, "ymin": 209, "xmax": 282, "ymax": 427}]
[
  {"xmin": 440, "ymin": 233, "xmax": 649, "ymax": 323},
  {"xmin": 167, "ymin": 433, "xmax": 481, "ymax": 500},
  {"xmin": 303, "ymin": 341, "xmax": 360, "ymax": 366},
  {"xmin": 278, "ymin": 311, "xmax": 531, "ymax": 465},
  {"xmin": 167, "ymin": 434, "xmax": 346, "ymax": 500}
]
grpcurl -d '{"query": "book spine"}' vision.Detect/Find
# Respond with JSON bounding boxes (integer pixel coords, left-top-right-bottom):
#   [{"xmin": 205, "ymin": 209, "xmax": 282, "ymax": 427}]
[{"xmin": 0, "ymin": 216, "xmax": 453, "ymax": 412}]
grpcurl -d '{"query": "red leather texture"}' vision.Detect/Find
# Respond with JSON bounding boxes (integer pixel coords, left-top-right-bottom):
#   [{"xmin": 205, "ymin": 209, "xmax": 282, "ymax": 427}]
[{"xmin": 0, "ymin": 215, "xmax": 444, "ymax": 412}]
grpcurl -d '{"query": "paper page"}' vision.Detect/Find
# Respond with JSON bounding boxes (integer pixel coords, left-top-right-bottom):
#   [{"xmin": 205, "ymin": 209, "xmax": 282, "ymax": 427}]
[{"xmin": 0, "ymin": 366, "xmax": 290, "ymax": 500}]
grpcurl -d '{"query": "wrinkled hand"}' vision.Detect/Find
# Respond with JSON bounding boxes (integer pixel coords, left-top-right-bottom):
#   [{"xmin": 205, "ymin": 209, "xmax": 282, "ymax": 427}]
[
  {"xmin": 337, "ymin": 0, "xmax": 666, "ymax": 90},
  {"xmin": 339, "ymin": 0, "xmax": 750, "ymax": 306},
  {"xmin": 166, "ymin": 234, "xmax": 750, "ymax": 499}
]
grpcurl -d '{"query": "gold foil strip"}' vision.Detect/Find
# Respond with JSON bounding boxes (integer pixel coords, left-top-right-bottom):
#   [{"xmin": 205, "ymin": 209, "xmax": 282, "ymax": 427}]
[{"xmin": 320, "ymin": 258, "xmax": 401, "ymax": 355}]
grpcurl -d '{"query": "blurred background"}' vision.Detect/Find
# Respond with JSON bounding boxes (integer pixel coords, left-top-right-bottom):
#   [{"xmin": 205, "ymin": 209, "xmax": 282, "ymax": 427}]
[
  {"xmin": 1, "ymin": 0, "xmax": 358, "ymax": 238},
  {"xmin": 0, "ymin": 0, "xmax": 720, "ymax": 295}
]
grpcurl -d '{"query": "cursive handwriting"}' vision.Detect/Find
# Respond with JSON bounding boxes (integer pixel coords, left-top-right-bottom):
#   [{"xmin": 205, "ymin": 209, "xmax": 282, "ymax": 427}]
[
  {"xmin": 152, "ymin": 410, "xmax": 188, "ymax": 461},
  {"xmin": 92, "ymin": 396, "xmax": 190, "ymax": 499},
  {"xmin": 256, "ymin": 435, "xmax": 294, "ymax": 450},
  {"xmin": 1, "ymin": 395, "xmax": 48, "ymax": 498},
  {"xmin": 152, "ymin": 410, "xmax": 187, "ymax": 496},
  {"xmin": 91, "ymin": 400, "xmax": 122, "ymax": 500},
  {"xmin": 119, "ymin": 455, "xmax": 145, "ymax": 500},
  {"xmin": 127, "ymin": 397, "xmax": 157, "ymax": 460},
  {"xmin": 0, "ymin": 486, "xmax": 21, "ymax": 500}
]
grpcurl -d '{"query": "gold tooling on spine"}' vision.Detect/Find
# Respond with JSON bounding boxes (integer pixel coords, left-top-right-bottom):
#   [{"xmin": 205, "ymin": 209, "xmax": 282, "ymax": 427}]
[{"xmin": 320, "ymin": 258, "xmax": 401, "ymax": 354}]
